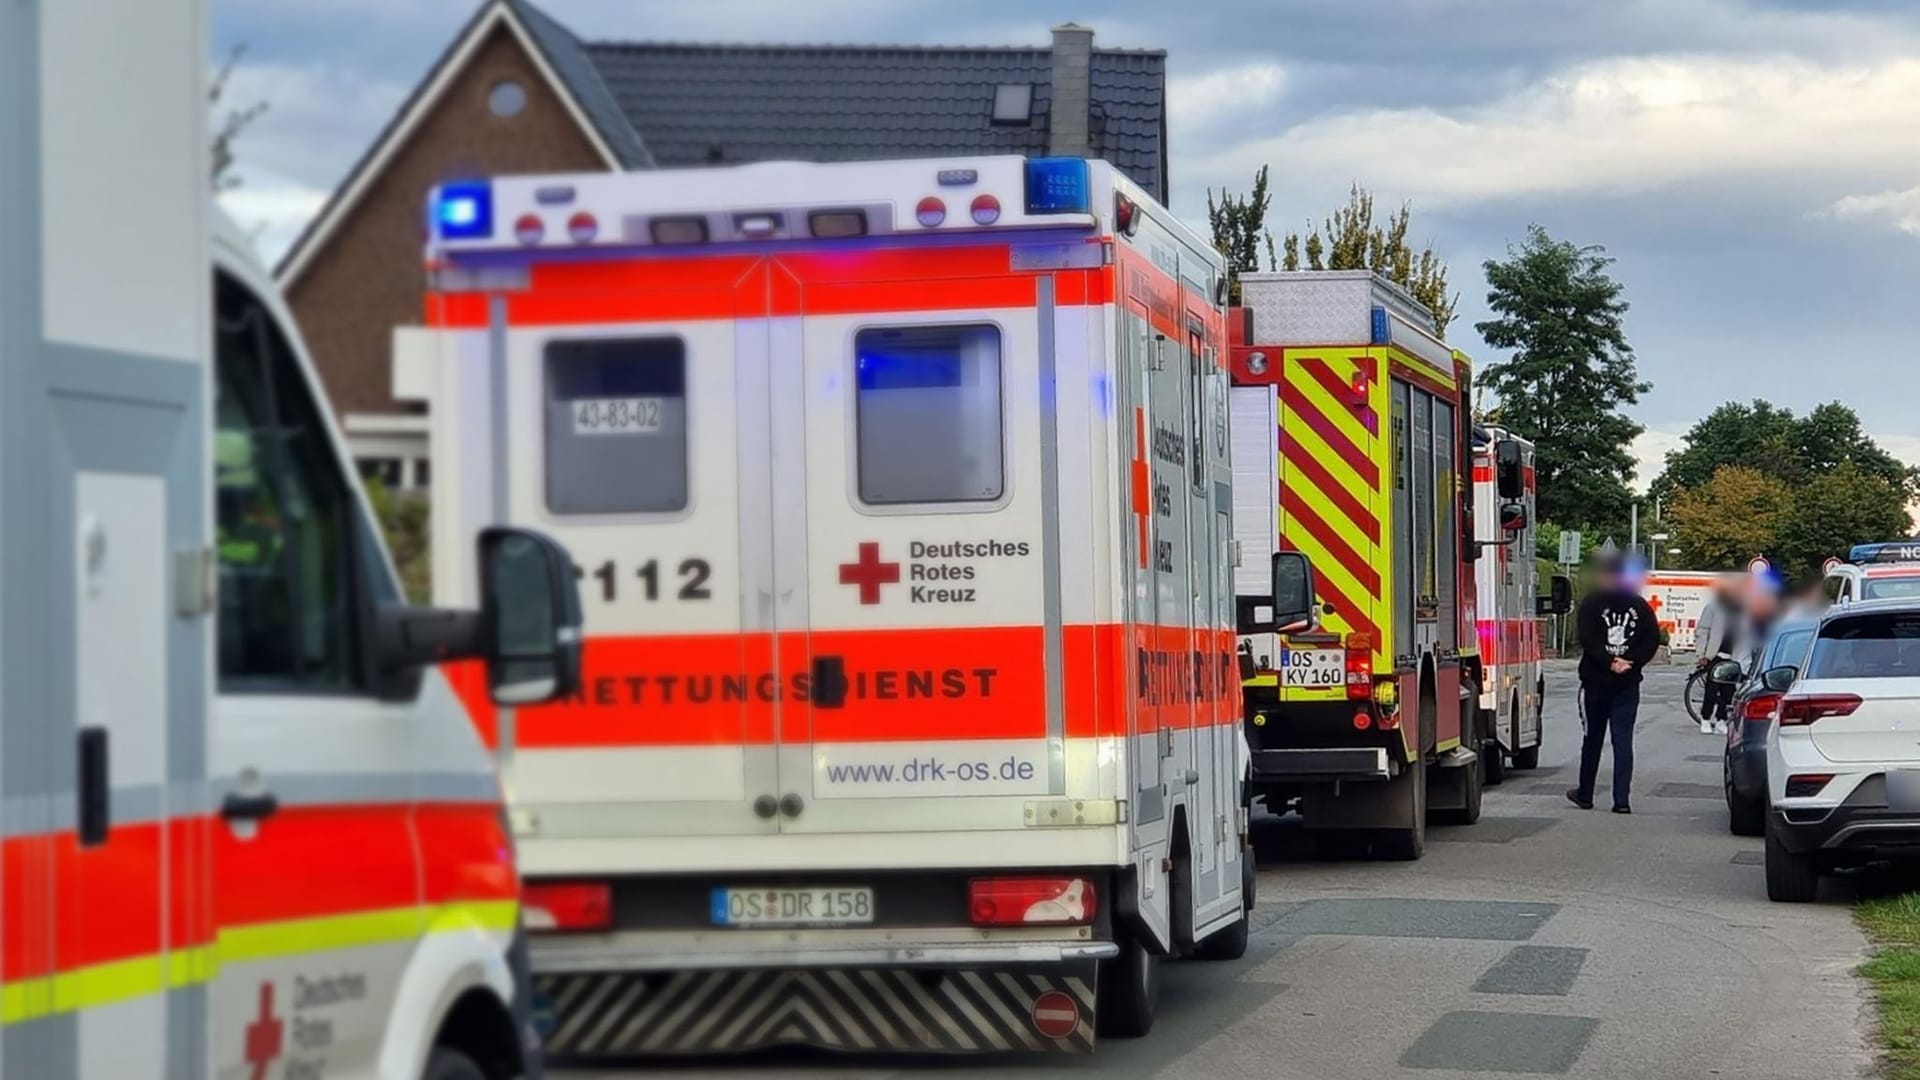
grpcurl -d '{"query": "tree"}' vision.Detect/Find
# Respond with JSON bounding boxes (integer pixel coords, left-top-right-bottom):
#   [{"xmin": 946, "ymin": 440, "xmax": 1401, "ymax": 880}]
[
  {"xmin": 1278, "ymin": 183, "xmax": 1457, "ymax": 337},
  {"xmin": 1206, "ymin": 166, "xmax": 1272, "ymax": 305},
  {"xmin": 364, "ymin": 477, "xmax": 431, "ymax": 604},
  {"xmin": 1476, "ymin": 225, "xmax": 1647, "ymax": 534},
  {"xmin": 1665, "ymin": 466, "xmax": 1790, "ymax": 572},
  {"xmin": 1775, "ymin": 463, "xmax": 1913, "ymax": 581},
  {"xmin": 210, "ymin": 44, "xmax": 268, "ymax": 190},
  {"xmin": 1652, "ymin": 399, "xmax": 1916, "ymax": 501}
]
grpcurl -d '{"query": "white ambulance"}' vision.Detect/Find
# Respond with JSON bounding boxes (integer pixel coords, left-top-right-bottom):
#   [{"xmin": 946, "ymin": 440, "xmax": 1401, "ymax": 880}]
[
  {"xmin": 4, "ymin": 2, "xmax": 581, "ymax": 1076},
  {"xmin": 1468, "ymin": 427, "xmax": 1565, "ymax": 781},
  {"xmin": 419, "ymin": 155, "xmax": 1252, "ymax": 1052}
]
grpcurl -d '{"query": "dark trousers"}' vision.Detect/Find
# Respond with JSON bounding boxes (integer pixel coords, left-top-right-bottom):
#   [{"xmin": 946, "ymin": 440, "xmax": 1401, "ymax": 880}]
[
  {"xmin": 1578, "ymin": 681, "xmax": 1640, "ymax": 808},
  {"xmin": 1703, "ymin": 675, "xmax": 1734, "ymax": 721}
]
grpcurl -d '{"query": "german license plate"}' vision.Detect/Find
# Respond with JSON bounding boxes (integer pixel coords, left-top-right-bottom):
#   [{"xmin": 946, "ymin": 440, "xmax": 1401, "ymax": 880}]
[
  {"xmin": 711, "ymin": 887, "xmax": 875, "ymax": 927},
  {"xmin": 1890, "ymin": 771, "xmax": 1920, "ymax": 811},
  {"xmin": 1282, "ymin": 648, "xmax": 1345, "ymax": 689}
]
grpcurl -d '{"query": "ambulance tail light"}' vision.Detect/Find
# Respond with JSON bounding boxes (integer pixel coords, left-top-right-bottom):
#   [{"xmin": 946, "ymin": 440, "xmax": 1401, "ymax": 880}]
[
  {"xmin": 1344, "ymin": 632, "xmax": 1374, "ymax": 700},
  {"xmin": 649, "ymin": 216, "xmax": 709, "ymax": 245},
  {"xmin": 433, "ymin": 181, "xmax": 493, "ymax": 240},
  {"xmin": 566, "ymin": 212, "xmax": 598, "ymax": 243},
  {"xmin": 968, "ymin": 877, "xmax": 1095, "ymax": 927},
  {"xmin": 1025, "ymin": 157, "xmax": 1090, "ymax": 214},
  {"xmin": 916, "ymin": 197, "xmax": 947, "ymax": 228},
  {"xmin": 523, "ymin": 882, "xmax": 612, "ymax": 932},
  {"xmin": 970, "ymin": 194, "xmax": 1001, "ymax": 225}
]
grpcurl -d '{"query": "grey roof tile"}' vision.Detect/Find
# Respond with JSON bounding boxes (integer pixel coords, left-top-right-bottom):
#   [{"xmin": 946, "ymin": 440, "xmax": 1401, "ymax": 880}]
[
  {"xmin": 506, "ymin": 0, "xmax": 654, "ymax": 167},
  {"xmin": 580, "ymin": 41, "xmax": 1166, "ymax": 200}
]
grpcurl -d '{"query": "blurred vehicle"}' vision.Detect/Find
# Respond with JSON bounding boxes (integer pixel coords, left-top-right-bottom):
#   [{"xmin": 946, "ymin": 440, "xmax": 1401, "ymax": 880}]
[
  {"xmin": 1467, "ymin": 426, "xmax": 1567, "ymax": 782},
  {"xmin": 5, "ymin": 3, "xmax": 583, "ymax": 1076},
  {"xmin": 1711, "ymin": 613, "xmax": 1817, "ymax": 836},
  {"xmin": 419, "ymin": 157, "xmax": 1250, "ymax": 1054},
  {"xmin": 1762, "ymin": 599, "xmax": 1920, "ymax": 902},
  {"xmin": 1823, "ymin": 542, "xmax": 1920, "ymax": 605}
]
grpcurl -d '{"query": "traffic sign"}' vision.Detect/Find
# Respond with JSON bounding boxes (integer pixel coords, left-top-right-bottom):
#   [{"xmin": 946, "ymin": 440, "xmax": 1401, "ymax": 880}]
[
  {"xmin": 1558, "ymin": 530, "xmax": 1581, "ymax": 565},
  {"xmin": 1031, "ymin": 990, "xmax": 1081, "ymax": 1039}
]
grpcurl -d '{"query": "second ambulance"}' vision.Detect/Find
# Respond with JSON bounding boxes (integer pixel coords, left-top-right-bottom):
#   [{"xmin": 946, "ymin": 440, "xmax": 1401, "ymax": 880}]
[{"xmin": 419, "ymin": 156, "xmax": 1252, "ymax": 1053}]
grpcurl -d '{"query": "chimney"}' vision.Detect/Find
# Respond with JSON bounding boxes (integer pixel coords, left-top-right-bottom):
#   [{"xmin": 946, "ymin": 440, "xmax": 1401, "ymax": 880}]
[{"xmin": 1048, "ymin": 22, "xmax": 1094, "ymax": 158}]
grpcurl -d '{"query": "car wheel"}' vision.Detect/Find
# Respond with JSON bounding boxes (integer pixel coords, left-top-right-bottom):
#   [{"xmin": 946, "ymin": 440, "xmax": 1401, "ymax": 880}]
[
  {"xmin": 1765, "ymin": 814, "xmax": 1819, "ymax": 902},
  {"xmin": 1729, "ymin": 792, "xmax": 1766, "ymax": 837},
  {"xmin": 1096, "ymin": 929, "xmax": 1161, "ymax": 1037},
  {"xmin": 423, "ymin": 1048, "xmax": 488, "ymax": 1080},
  {"xmin": 1197, "ymin": 852, "xmax": 1254, "ymax": 961}
]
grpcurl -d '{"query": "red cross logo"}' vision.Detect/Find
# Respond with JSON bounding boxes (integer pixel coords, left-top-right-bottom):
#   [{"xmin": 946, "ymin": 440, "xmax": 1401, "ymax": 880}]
[
  {"xmin": 838, "ymin": 542, "xmax": 900, "ymax": 604},
  {"xmin": 1646, "ymin": 594, "xmax": 1663, "ymax": 615},
  {"xmin": 245, "ymin": 982, "xmax": 284, "ymax": 1080}
]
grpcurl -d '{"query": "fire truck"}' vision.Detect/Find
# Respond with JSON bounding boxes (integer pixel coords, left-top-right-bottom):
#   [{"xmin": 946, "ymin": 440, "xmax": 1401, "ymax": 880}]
[
  {"xmin": 419, "ymin": 156, "xmax": 1251, "ymax": 1053},
  {"xmin": 3, "ymin": 1, "xmax": 582, "ymax": 1076},
  {"xmin": 1469, "ymin": 426, "xmax": 1560, "ymax": 782},
  {"xmin": 1229, "ymin": 270, "xmax": 1518, "ymax": 857}
]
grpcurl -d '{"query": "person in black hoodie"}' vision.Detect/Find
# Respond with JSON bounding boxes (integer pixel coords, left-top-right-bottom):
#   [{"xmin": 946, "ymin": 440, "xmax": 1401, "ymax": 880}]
[{"xmin": 1567, "ymin": 552, "xmax": 1660, "ymax": 813}]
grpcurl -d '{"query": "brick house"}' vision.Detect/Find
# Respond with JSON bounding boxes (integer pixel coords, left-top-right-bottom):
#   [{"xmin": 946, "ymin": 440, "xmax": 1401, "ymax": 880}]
[{"xmin": 275, "ymin": 0, "xmax": 1170, "ymax": 484}]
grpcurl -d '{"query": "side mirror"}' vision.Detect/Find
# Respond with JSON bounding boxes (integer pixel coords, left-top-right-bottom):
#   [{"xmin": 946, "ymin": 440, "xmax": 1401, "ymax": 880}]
[
  {"xmin": 1708, "ymin": 659, "xmax": 1744, "ymax": 685},
  {"xmin": 479, "ymin": 527, "xmax": 583, "ymax": 705},
  {"xmin": 1761, "ymin": 665, "xmax": 1798, "ymax": 694},
  {"xmin": 1535, "ymin": 574, "xmax": 1572, "ymax": 616},
  {"xmin": 1495, "ymin": 438, "xmax": 1525, "ymax": 500},
  {"xmin": 1500, "ymin": 503, "xmax": 1529, "ymax": 532},
  {"xmin": 1272, "ymin": 551, "xmax": 1317, "ymax": 633}
]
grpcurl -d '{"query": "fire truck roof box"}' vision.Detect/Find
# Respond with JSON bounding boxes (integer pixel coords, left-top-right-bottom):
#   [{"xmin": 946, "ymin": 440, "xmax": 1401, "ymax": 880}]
[{"xmin": 1238, "ymin": 269, "xmax": 1450, "ymax": 370}]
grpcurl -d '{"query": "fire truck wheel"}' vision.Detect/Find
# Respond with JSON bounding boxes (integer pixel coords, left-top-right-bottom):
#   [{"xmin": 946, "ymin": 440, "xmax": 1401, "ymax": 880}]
[
  {"xmin": 1375, "ymin": 761, "xmax": 1427, "ymax": 861},
  {"xmin": 1097, "ymin": 931, "xmax": 1161, "ymax": 1038},
  {"xmin": 1197, "ymin": 852, "xmax": 1254, "ymax": 961},
  {"xmin": 422, "ymin": 1048, "xmax": 487, "ymax": 1080}
]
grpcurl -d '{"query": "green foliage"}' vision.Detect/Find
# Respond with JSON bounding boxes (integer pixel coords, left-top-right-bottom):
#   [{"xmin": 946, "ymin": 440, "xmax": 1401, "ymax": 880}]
[
  {"xmin": 1666, "ymin": 466, "xmax": 1790, "ymax": 573},
  {"xmin": 1775, "ymin": 462, "xmax": 1913, "ymax": 581},
  {"xmin": 1534, "ymin": 520, "xmax": 1599, "ymax": 564},
  {"xmin": 1476, "ymin": 225, "xmax": 1647, "ymax": 535},
  {"xmin": 1206, "ymin": 166, "xmax": 1272, "ymax": 306},
  {"xmin": 364, "ymin": 476, "xmax": 431, "ymax": 604},
  {"xmin": 1854, "ymin": 895, "xmax": 1920, "ymax": 1077},
  {"xmin": 1278, "ymin": 183, "xmax": 1456, "ymax": 337},
  {"xmin": 1653, "ymin": 399, "xmax": 1918, "ymax": 502}
]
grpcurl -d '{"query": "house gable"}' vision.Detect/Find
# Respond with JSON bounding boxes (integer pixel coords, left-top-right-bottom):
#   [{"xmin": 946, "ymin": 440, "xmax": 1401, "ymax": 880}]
[{"xmin": 283, "ymin": 17, "xmax": 611, "ymax": 418}]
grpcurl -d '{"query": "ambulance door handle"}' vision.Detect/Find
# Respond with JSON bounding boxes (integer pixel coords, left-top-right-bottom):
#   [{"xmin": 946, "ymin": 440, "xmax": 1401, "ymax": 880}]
[
  {"xmin": 221, "ymin": 790, "xmax": 279, "ymax": 823},
  {"xmin": 77, "ymin": 727, "xmax": 109, "ymax": 847},
  {"xmin": 811, "ymin": 656, "xmax": 848, "ymax": 709}
]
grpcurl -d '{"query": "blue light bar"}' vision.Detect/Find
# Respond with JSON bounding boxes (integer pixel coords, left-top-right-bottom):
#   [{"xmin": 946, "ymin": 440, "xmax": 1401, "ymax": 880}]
[
  {"xmin": 1850, "ymin": 541, "xmax": 1920, "ymax": 564},
  {"xmin": 1024, "ymin": 157, "xmax": 1090, "ymax": 215},
  {"xmin": 1370, "ymin": 306, "xmax": 1390, "ymax": 345},
  {"xmin": 434, "ymin": 181, "xmax": 493, "ymax": 240}
]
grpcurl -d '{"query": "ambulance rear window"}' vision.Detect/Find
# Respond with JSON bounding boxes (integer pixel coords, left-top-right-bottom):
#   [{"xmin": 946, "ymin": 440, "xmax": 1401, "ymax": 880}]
[
  {"xmin": 854, "ymin": 324, "xmax": 1003, "ymax": 506},
  {"xmin": 544, "ymin": 337, "xmax": 688, "ymax": 515}
]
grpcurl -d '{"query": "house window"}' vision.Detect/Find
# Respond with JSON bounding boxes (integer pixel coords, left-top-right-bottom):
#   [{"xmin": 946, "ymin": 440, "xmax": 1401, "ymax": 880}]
[
  {"xmin": 991, "ymin": 84, "xmax": 1033, "ymax": 125},
  {"xmin": 357, "ymin": 457, "xmax": 404, "ymax": 489},
  {"xmin": 488, "ymin": 79, "xmax": 527, "ymax": 118}
]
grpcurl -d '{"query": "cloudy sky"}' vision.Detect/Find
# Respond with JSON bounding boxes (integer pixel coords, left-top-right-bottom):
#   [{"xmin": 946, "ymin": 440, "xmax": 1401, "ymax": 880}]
[{"xmin": 213, "ymin": 0, "xmax": 1920, "ymax": 487}]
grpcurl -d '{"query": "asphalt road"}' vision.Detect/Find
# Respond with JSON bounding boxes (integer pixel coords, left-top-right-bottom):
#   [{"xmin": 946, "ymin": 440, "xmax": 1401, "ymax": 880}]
[{"xmin": 563, "ymin": 661, "xmax": 1875, "ymax": 1079}]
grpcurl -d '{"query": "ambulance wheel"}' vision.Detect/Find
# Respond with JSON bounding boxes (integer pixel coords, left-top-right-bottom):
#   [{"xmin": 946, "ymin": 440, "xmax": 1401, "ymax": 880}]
[
  {"xmin": 1096, "ymin": 931, "xmax": 1160, "ymax": 1038},
  {"xmin": 1513, "ymin": 745, "xmax": 1541, "ymax": 771},
  {"xmin": 1374, "ymin": 759, "xmax": 1427, "ymax": 861},
  {"xmin": 1481, "ymin": 707, "xmax": 1506, "ymax": 787},
  {"xmin": 1197, "ymin": 852, "xmax": 1255, "ymax": 961},
  {"xmin": 423, "ymin": 1048, "xmax": 487, "ymax": 1080}
]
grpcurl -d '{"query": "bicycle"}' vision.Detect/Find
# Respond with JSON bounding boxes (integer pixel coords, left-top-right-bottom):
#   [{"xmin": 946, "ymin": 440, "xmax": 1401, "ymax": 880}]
[{"xmin": 1683, "ymin": 665, "xmax": 1711, "ymax": 726}]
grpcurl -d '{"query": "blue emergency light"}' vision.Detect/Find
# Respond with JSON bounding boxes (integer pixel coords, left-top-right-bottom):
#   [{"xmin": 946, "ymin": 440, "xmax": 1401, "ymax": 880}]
[
  {"xmin": 1849, "ymin": 541, "xmax": 1920, "ymax": 564},
  {"xmin": 1024, "ymin": 157, "xmax": 1090, "ymax": 215},
  {"xmin": 434, "ymin": 181, "xmax": 493, "ymax": 240}
]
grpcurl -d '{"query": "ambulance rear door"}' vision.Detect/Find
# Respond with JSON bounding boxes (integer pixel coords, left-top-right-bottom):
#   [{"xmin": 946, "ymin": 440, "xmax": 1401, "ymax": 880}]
[
  {"xmin": 491, "ymin": 257, "xmax": 779, "ymax": 837},
  {"xmin": 771, "ymin": 252, "xmax": 1057, "ymax": 834}
]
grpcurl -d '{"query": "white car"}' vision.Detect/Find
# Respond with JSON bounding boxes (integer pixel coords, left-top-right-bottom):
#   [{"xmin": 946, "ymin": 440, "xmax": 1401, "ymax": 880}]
[{"xmin": 1765, "ymin": 598, "xmax": 1920, "ymax": 901}]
